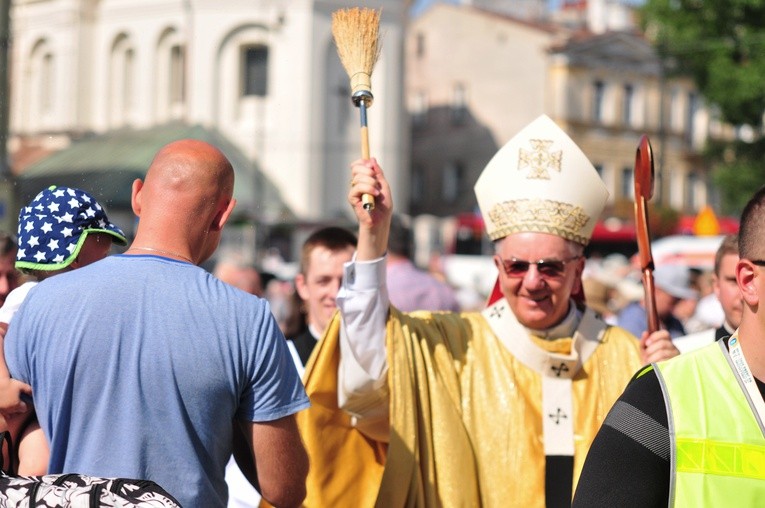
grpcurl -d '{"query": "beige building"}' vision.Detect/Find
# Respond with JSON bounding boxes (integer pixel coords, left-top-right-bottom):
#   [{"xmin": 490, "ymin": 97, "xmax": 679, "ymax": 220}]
[{"xmin": 406, "ymin": 3, "xmax": 717, "ymax": 230}]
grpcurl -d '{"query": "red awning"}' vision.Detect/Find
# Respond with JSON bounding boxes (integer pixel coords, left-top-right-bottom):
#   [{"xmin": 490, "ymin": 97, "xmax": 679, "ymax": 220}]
[{"xmin": 591, "ymin": 219, "xmax": 636, "ymax": 242}]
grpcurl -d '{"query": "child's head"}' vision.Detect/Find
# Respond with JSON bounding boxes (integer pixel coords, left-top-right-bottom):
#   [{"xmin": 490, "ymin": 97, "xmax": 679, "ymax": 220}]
[{"xmin": 15, "ymin": 186, "xmax": 127, "ymax": 276}]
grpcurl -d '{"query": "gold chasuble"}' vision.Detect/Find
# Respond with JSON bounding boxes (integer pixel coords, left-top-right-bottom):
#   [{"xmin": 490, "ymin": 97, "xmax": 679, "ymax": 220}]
[{"xmin": 297, "ymin": 302, "xmax": 641, "ymax": 507}]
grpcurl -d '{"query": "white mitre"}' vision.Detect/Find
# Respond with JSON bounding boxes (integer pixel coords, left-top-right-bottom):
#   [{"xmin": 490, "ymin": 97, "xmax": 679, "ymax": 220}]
[{"xmin": 474, "ymin": 115, "xmax": 609, "ymax": 246}]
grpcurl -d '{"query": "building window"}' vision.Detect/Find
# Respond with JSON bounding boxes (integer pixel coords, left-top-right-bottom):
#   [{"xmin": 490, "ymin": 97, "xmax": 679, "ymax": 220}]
[
  {"xmin": 416, "ymin": 32, "xmax": 425, "ymax": 59},
  {"xmin": 623, "ymin": 84, "xmax": 633, "ymax": 126},
  {"xmin": 451, "ymin": 83, "xmax": 467, "ymax": 124},
  {"xmin": 411, "ymin": 165, "xmax": 424, "ymax": 203},
  {"xmin": 241, "ymin": 45, "xmax": 269, "ymax": 97},
  {"xmin": 670, "ymin": 87, "xmax": 682, "ymax": 131},
  {"xmin": 442, "ymin": 162, "xmax": 463, "ymax": 202},
  {"xmin": 27, "ymin": 38, "xmax": 56, "ymax": 129},
  {"xmin": 40, "ymin": 53, "xmax": 54, "ymax": 113},
  {"xmin": 592, "ymin": 80, "xmax": 605, "ymax": 122},
  {"xmin": 412, "ymin": 91, "xmax": 428, "ymax": 127},
  {"xmin": 621, "ymin": 166, "xmax": 634, "ymax": 199},
  {"xmin": 123, "ymin": 49, "xmax": 135, "ymax": 110},
  {"xmin": 686, "ymin": 92, "xmax": 697, "ymax": 144},
  {"xmin": 155, "ymin": 28, "xmax": 186, "ymax": 122},
  {"xmin": 169, "ymin": 44, "xmax": 185, "ymax": 104},
  {"xmin": 109, "ymin": 34, "xmax": 135, "ymax": 127},
  {"xmin": 686, "ymin": 172, "xmax": 698, "ymax": 210}
]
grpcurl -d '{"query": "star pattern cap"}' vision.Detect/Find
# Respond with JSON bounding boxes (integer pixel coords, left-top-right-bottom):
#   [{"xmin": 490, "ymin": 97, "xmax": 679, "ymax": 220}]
[
  {"xmin": 16, "ymin": 186, "xmax": 127, "ymax": 272},
  {"xmin": 474, "ymin": 115, "xmax": 609, "ymax": 245}
]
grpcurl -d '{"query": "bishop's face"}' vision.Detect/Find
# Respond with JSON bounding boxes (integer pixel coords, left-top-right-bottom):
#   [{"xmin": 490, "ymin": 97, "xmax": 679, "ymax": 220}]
[{"xmin": 493, "ymin": 232, "xmax": 585, "ymax": 330}]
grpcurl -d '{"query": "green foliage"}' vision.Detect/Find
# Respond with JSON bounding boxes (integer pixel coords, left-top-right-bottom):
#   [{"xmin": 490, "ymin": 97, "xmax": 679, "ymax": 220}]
[
  {"xmin": 640, "ymin": 0, "xmax": 765, "ymax": 127},
  {"xmin": 706, "ymin": 138, "xmax": 765, "ymax": 215},
  {"xmin": 641, "ymin": 0, "xmax": 765, "ymax": 213}
]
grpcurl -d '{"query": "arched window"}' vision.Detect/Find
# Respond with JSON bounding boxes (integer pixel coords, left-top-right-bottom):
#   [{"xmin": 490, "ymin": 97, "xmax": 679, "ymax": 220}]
[
  {"xmin": 26, "ymin": 38, "xmax": 55, "ymax": 130},
  {"xmin": 592, "ymin": 80, "xmax": 605, "ymax": 123},
  {"xmin": 109, "ymin": 33, "xmax": 135, "ymax": 128},
  {"xmin": 156, "ymin": 28, "xmax": 186, "ymax": 122},
  {"xmin": 442, "ymin": 162, "xmax": 464, "ymax": 203},
  {"xmin": 240, "ymin": 44, "xmax": 269, "ymax": 97}
]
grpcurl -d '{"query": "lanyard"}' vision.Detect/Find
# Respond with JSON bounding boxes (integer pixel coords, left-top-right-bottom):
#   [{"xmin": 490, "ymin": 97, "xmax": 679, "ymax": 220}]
[{"xmin": 728, "ymin": 335, "xmax": 765, "ymax": 426}]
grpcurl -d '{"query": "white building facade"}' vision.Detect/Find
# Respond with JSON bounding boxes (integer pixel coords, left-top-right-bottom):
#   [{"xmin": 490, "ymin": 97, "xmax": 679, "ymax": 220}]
[{"xmin": 9, "ymin": 0, "xmax": 409, "ymax": 222}]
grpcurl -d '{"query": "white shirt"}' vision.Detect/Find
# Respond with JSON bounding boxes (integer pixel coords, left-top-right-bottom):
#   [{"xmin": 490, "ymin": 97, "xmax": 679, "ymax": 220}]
[{"xmin": 0, "ymin": 281, "xmax": 37, "ymax": 324}]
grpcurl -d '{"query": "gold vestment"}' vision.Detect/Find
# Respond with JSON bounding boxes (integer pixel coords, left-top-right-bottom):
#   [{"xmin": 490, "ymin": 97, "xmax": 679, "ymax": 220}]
[{"xmin": 297, "ymin": 306, "xmax": 641, "ymax": 507}]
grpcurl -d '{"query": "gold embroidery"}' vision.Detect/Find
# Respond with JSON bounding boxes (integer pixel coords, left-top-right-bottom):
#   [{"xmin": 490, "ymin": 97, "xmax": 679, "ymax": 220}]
[
  {"xmin": 518, "ymin": 139, "xmax": 562, "ymax": 179},
  {"xmin": 487, "ymin": 199, "xmax": 591, "ymax": 244}
]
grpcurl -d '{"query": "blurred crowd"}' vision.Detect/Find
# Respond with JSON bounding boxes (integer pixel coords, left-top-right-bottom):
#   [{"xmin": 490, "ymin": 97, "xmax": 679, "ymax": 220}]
[
  {"xmin": 582, "ymin": 251, "xmax": 726, "ymax": 338},
  {"xmin": 211, "ymin": 241, "xmax": 727, "ymax": 347}
]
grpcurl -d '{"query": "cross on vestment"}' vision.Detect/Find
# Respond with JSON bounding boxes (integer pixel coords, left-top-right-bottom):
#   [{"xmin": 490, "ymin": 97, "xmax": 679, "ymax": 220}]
[
  {"xmin": 551, "ymin": 362, "xmax": 569, "ymax": 377},
  {"xmin": 548, "ymin": 408, "xmax": 568, "ymax": 425}
]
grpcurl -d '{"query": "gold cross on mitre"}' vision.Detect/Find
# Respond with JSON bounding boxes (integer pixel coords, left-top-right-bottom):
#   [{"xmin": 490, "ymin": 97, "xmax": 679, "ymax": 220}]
[{"xmin": 518, "ymin": 139, "xmax": 562, "ymax": 179}]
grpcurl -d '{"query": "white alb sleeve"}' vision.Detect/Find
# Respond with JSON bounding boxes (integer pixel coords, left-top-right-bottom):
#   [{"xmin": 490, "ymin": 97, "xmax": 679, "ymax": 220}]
[{"xmin": 336, "ymin": 255, "xmax": 391, "ymax": 441}]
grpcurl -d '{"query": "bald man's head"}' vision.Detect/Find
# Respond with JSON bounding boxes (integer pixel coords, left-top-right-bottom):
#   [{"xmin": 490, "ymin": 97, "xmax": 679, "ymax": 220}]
[
  {"xmin": 144, "ymin": 139, "xmax": 234, "ymax": 199},
  {"xmin": 131, "ymin": 139, "xmax": 237, "ymax": 264}
]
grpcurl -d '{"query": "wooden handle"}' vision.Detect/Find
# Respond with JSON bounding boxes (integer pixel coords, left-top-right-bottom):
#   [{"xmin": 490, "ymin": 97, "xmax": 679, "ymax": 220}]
[
  {"xmin": 634, "ymin": 135, "xmax": 659, "ymax": 334},
  {"xmin": 642, "ymin": 267, "xmax": 660, "ymax": 334},
  {"xmin": 360, "ymin": 123, "xmax": 374, "ymax": 210}
]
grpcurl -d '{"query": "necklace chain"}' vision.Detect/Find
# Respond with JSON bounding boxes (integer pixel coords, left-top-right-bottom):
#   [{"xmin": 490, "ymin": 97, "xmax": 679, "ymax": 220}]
[{"xmin": 129, "ymin": 246, "xmax": 194, "ymax": 264}]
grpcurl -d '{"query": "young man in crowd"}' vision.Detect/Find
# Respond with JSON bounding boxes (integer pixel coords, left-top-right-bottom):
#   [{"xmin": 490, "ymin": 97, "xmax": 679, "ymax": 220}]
[
  {"xmin": 673, "ymin": 233, "xmax": 742, "ymax": 353},
  {"xmin": 289, "ymin": 226, "xmax": 357, "ymax": 373}
]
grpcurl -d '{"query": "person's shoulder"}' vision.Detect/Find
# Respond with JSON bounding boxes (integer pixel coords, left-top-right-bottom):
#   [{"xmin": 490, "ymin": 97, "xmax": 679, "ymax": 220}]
[
  {"xmin": 620, "ymin": 363, "xmax": 665, "ymax": 410},
  {"xmin": 6, "ymin": 281, "xmax": 38, "ymax": 300},
  {"xmin": 416, "ymin": 273, "xmax": 459, "ymax": 306},
  {"xmin": 288, "ymin": 327, "xmax": 314, "ymax": 344},
  {"xmin": 617, "ymin": 301, "xmax": 643, "ymax": 317},
  {"xmin": 604, "ymin": 321, "xmax": 641, "ymax": 340},
  {"xmin": 393, "ymin": 306, "xmax": 472, "ymax": 326},
  {"xmin": 582, "ymin": 307, "xmax": 639, "ymax": 342},
  {"xmin": 672, "ymin": 328, "xmax": 715, "ymax": 354},
  {"xmin": 615, "ymin": 301, "xmax": 645, "ymax": 329}
]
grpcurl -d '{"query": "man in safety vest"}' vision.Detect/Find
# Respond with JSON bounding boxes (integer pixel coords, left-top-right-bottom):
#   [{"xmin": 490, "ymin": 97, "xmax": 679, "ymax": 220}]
[{"xmin": 573, "ymin": 185, "xmax": 765, "ymax": 506}]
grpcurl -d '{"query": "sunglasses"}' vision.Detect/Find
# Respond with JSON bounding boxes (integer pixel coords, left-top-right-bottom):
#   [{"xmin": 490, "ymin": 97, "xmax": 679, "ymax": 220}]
[{"xmin": 497, "ymin": 255, "xmax": 581, "ymax": 279}]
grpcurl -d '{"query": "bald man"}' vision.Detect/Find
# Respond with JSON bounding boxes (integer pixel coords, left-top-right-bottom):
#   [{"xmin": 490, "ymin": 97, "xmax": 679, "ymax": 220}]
[
  {"xmin": 214, "ymin": 253, "xmax": 264, "ymax": 297},
  {"xmin": 4, "ymin": 140, "xmax": 309, "ymax": 508}
]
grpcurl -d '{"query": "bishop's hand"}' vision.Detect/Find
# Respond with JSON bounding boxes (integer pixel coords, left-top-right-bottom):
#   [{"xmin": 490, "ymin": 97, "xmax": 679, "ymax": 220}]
[{"xmin": 348, "ymin": 158, "xmax": 392, "ymax": 261}]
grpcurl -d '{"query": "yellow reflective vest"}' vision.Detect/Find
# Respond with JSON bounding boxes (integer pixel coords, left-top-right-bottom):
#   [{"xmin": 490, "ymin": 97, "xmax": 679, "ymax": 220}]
[{"xmin": 655, "ymin": 341, "xmax": 765, "ymax": 507}]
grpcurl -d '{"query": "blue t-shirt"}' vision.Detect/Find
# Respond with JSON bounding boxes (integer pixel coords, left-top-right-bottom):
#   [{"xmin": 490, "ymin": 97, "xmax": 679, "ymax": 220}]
[
  {"xmin": 6, "ymin": 254, "xmax": 309, "ymax": 508},
  {"xmin": 616, "ymin": 301, "xmax": 686, "ymax": 339}
]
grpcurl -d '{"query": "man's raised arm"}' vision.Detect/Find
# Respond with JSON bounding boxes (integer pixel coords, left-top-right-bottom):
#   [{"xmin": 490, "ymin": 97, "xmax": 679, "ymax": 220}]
[{"xmin": 336, "ymin": 158, "xmax": 394, "ymax": 441}]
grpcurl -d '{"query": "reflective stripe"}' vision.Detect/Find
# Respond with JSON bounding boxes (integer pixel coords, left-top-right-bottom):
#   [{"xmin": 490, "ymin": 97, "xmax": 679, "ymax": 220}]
[
  {"xmin": 676, "ymin": 438, "xmax": 765, "ymax": 480},
  {"xmin": 604, "ymin": 401, "xmax": 669, "ymax": 460}
]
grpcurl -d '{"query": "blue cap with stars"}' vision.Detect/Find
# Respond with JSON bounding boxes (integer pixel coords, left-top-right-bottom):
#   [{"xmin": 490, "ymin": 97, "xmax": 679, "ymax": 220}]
[{"xmin": 16, "ymin": 185, "xmax": 127, "ymax": 272}]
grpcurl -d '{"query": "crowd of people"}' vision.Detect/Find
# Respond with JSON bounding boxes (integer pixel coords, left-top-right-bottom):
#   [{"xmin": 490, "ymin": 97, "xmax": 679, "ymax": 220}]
[{"xmin": 0, "ymin": 116, "xmax": 762, "ymax": 507}]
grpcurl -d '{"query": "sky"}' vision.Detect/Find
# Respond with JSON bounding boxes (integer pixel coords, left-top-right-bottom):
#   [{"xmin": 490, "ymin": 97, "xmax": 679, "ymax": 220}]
[
  {"xmin": 409, "ymin": 0, "xmax": 456, "ymax": 17},
  {"xmin": 409, "ymin": 0, "xmax": 646, "ymax": 18}
]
